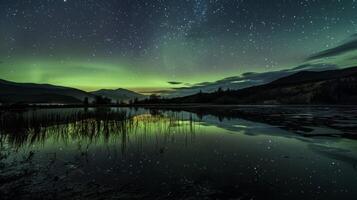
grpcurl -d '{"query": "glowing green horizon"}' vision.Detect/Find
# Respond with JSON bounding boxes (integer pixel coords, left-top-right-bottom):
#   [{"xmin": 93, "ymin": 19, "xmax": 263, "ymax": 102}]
[{"xmin": 1, "ymin": 57, "xmax": 269, "ymax": 93}]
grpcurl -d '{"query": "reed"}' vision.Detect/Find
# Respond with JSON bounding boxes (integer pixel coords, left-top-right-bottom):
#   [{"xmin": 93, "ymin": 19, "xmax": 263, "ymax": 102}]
[{"xmin": 0, "ymin": 108, "xmax": 199, "ymax": 150}]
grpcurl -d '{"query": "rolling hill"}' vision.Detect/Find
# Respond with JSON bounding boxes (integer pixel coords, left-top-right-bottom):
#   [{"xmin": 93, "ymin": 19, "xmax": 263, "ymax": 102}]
[
  {"xmin": 91, "ymin": 88, "xmax": 146, "ymax": 102},
  {"xmin": 0, "ymin": 79, "xmax": 95, "ymax": 104},
  {"xmin": 147, "ymin": 66, "xmax": 357, "ymax": 105}
]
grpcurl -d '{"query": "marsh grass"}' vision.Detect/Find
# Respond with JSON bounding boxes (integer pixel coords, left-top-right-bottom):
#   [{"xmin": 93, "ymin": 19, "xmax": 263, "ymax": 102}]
[{"xmin": 0, "ymin": 108, "xmax": 199, "ymax": 151}]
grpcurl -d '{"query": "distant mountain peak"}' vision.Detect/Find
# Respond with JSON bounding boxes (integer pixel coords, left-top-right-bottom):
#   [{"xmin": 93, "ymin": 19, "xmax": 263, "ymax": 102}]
[{"xmin": 91, "ymin": 88, "xmax": 146, "ymax": 102}]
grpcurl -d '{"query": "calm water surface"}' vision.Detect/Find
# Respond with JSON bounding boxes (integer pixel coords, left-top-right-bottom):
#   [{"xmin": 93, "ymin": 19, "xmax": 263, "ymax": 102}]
[{"xmin": 0, "ymin": 106, "xmax": 357, "ymax": 199}]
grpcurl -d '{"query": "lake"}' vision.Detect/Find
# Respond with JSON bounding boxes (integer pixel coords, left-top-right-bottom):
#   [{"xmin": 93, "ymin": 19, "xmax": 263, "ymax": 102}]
[{"xmin": 1, "ymin": 106, "xmax": 357, "ymax": 199}]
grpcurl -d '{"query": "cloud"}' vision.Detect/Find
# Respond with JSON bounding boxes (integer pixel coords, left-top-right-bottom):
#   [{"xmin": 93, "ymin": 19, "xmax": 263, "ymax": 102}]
[
  {"xmin": 167, "ymin": 81, "xmax": 183, "ymax": 85},
  {"xmin": 159, "ymin": 34, "xmax": 357, "ymax": 98},
  {"xmin": 307, "ymin": 34, "xmax": 357, "ymax": 61},
  {"xmin": 163, "ymin": 63, "xmax": 338, "ymax": 97}
]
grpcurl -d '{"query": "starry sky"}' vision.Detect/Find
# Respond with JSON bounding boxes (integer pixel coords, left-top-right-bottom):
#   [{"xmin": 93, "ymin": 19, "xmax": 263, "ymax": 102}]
[{"xmin": 1, "ymin": 0, "xmax": 357, "ymax": 94}]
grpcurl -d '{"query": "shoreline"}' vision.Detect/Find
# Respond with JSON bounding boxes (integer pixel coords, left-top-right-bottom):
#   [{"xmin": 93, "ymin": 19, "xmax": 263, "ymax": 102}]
[{"xmin": 1, "ymin": 103, "xmax": 357, "ymax": 110}]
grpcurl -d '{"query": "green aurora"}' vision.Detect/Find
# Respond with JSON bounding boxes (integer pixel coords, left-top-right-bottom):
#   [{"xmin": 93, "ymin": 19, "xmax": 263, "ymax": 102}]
[{"xmin": 1, "ymin": 0, "xmax": 357, "ymax": 93}]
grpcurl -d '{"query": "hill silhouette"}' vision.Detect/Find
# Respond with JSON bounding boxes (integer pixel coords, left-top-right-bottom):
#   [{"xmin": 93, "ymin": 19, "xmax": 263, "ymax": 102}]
[
  {"xmin": 140, "ymin": 66, "xmax": 357, "ymax": 105},
  {"xmin": 0, "ymin": 79, "xmax": 94, "ymax": 104},
  {"xmin": 91, "ymin": 88, "xmax": 146, "ymax": 103}
]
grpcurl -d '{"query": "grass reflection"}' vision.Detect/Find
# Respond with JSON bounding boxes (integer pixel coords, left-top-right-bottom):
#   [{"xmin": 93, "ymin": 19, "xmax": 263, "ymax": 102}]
[{"xmin": 0, "ymin": 108, "xmax": 198, "ymax": 153}]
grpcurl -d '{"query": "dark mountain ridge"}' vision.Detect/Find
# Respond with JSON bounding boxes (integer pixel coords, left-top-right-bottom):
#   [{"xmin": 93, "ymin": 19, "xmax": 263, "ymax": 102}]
[
  {"xmin": 149, "ymin": 66, "xmax": 357, "ymax": 105},
  {"xmin": 91, "ymin": 88, "xmax": 146, "ymax": 102},
  {"xmin": 0, "ymin": 79, "xmax": 94, "ymax": 104},
  {"xmin": 269, "ymin": 67, "xmax": 357, "ymax": 86}
]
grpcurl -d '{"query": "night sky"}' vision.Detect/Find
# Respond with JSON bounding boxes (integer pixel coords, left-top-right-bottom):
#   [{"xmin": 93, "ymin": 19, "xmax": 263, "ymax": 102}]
[{"xmin": 1, "ymin": 0, "xmax": 357, "ymax": 93}]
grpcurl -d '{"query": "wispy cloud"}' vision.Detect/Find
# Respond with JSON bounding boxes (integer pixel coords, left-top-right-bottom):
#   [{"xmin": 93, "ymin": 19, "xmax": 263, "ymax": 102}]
[
  {"xmin": 307, "ymin": 34, "xmax": 357, "ymax": 61},
  {"xmin": 160, "ymin": 34, "xmax": 357, "ymax": 97},
  {"xmin": 167, "ymin": 81, "xmax": 183, "ymax": 85},
  {"xmin": 163, "ymin": 63, "xmax": 337, "ymax": 97}
]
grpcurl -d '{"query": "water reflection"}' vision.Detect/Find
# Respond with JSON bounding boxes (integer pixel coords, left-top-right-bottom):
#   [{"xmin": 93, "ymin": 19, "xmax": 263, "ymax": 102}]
[
  {"xmin": 154, "ymin": 106, "xmax": 357, "ymax": 138},
  {"xmin": 1, "ymin": 106, "xmax": 357, "ymax": 149},
  {"xmin": 0, "ymin": 108, "xmax": 200, "ymax": 153},
  {"xmin": 0, "ymin": 106, "xmax": 357, "ymax": 200}
]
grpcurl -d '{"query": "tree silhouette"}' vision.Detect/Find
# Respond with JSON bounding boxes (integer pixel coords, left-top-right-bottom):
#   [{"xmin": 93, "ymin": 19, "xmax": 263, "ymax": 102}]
[
  {"xmin": 83, "ymin": 97, "xmax": 89, "ymax": 106},
  {"xmin": 94, "ymin": 95, "xmax": 111, "ymax": 105}
]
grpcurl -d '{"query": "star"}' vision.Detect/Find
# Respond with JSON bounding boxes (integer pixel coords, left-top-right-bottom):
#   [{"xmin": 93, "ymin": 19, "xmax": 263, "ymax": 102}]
[{"xmin": 0, "ymin": 0, "xmax": 356, "ymax": 92}]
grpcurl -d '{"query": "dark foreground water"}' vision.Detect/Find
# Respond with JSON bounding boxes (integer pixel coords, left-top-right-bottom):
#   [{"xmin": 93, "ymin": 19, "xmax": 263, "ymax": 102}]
[{"xmin": 1, "ymin": 106, "xmax": 357, "ymax": 200}]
